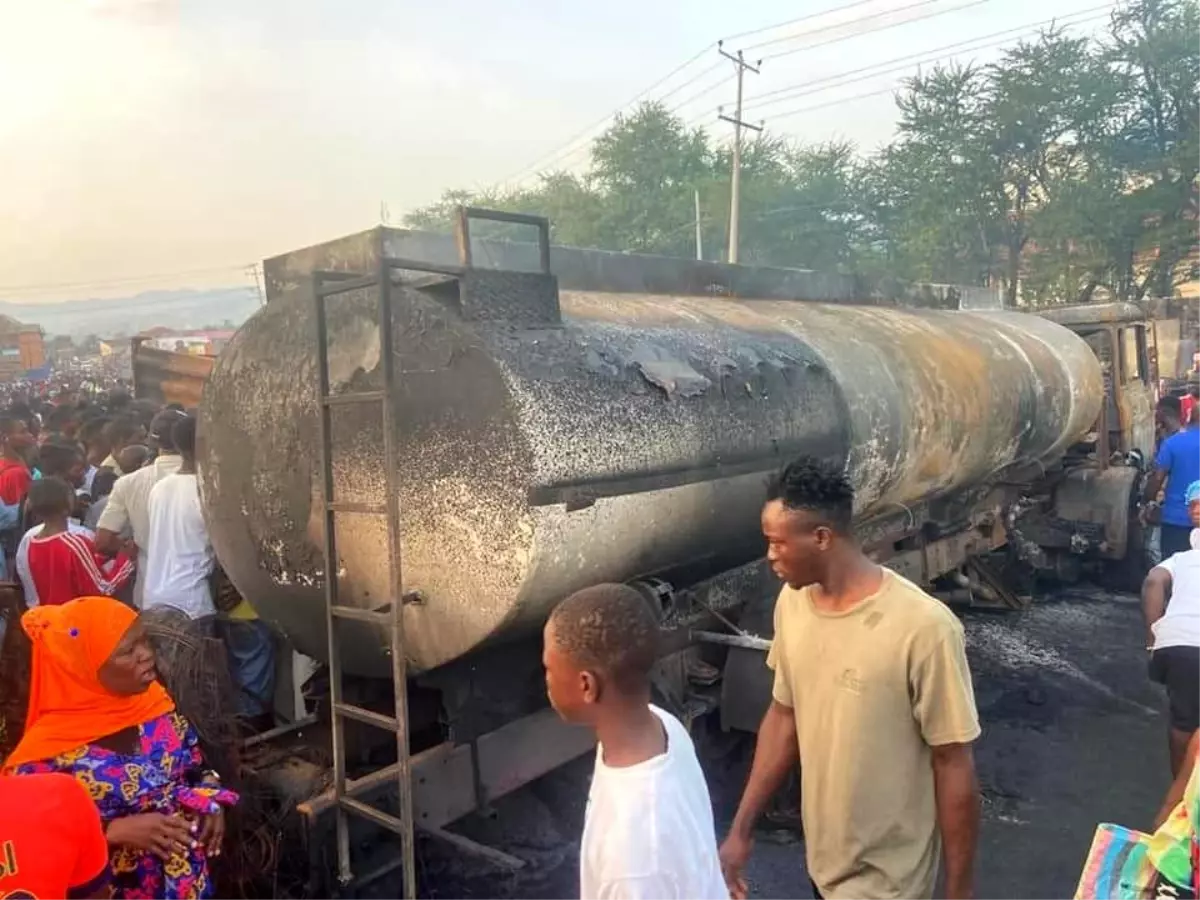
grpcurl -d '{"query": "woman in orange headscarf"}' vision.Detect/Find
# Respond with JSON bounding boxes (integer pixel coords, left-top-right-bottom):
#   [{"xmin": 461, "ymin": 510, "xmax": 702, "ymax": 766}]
[{"xmin": 4, "ymin": 596, "xmax": 237, "ymax": 899}]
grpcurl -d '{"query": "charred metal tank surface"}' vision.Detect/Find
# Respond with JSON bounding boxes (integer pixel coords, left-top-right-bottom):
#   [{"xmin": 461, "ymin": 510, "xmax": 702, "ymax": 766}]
[{"xmin": 199, "ymin": 270, "xmax": 1102, "ymax": 677}]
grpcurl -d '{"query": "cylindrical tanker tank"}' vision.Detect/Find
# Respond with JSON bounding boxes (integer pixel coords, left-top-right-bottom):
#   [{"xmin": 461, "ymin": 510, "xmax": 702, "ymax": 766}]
[{"xmin": 198, "ymin": 283, "xmax": 1101, "ymax": 677}]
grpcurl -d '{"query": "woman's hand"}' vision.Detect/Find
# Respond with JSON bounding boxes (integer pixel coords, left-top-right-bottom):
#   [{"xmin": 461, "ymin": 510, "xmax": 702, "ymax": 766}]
[
  {"xmin": 106, "ymin": 813, "xmax": 195, "ymax": 860},
  {"xmin": 197, "ymin": 808, "xmax": 225, "ymax": 857}
]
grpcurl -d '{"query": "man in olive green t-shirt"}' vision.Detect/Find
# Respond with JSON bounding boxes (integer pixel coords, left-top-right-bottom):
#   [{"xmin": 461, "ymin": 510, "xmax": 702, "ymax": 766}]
[{"xmin": 720, "ymin": 456, "xmax": 982, "ymax": 900}]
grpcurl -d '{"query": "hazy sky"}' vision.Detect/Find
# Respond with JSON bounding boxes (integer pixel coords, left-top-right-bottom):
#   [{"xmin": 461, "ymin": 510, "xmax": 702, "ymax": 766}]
[{"xmin": 0, "ymin": 0, "xmax": 1110, "ymax": 302}]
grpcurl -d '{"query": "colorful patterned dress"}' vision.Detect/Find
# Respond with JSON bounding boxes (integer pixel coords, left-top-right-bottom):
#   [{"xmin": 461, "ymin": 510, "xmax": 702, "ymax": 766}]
[{"xmin": 13, "ymin": 711, "xmax": 237, "ymax": 899}]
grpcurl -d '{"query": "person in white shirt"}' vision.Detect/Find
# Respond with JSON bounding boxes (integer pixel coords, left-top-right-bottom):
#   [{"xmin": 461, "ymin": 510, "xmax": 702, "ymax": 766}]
[
  {"xmin": 542, "ymin": 583, "xmax": 728, "ymax": 900},
  {"xmin": 142, "ymin": 414, "xmax": 215, "ymax": 621},
  {"xmin": 96, "ymin": 409, "xmax": 187, "ymax": 607},
  {"xmin": 1142, "ymin": 479, "xmax": 1200, "ymax": 777}
]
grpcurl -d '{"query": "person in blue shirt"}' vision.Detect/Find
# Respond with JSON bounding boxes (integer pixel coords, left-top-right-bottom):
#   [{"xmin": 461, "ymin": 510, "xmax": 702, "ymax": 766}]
[{"xmin": 1147, "ymin": 395, "xmax": 1200, "ymax": 558}]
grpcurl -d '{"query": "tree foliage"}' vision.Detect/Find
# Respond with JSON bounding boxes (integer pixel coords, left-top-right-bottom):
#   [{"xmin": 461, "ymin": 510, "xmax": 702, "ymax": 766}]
[{"xmin": 407, "ymin": 0, "xmax": 1198, "ymax": 306}]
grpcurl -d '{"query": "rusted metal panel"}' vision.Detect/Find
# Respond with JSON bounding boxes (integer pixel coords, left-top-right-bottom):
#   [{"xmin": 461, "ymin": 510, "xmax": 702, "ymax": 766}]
[
  {"xmin": 265, "ymin": 226, "xmax": 1001, "ymax": 310},
  {"xmin": 1155, "ymin": 317, "xmax": 1183, "ymax": 379},
  {"xmin": 1053, "ymin": 466, "xmax": 1140, "ymax": 559},
  {"xmin": 1039, "ymin": 302, "xmax": 1149, "ymax": 328},
  {"xmin": 198, "ymin": 262, "xmax": 1103, "ymax": 677},
  {"xmin": 130, "ymin": 338, "xmax": 215, "ymax": 409},
  {"xmin": 296, "ymin": 708, "xmax": 593, "ymax": 829}
]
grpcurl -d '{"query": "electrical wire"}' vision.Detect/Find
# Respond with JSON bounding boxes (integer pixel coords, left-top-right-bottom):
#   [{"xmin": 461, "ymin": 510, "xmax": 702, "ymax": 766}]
[
  {"xmin": 745, "ymin": 0, "xmax": 948, "ymax": 52},
  {"xmin": 761, "ymin": 0, "xmax": 993, "ymax": 63},
  {"xmin": 721, "ymin": 0, "xmax": 892, "ymax": 45},
  {"xmin": 0, "ymin": 263, "xmax": 255, "ymax": 296},
  {"xmin": 494, "ymin": 45, "xmax": 719, "ymax": 186},
  {"xmin": 738, "ymin": 5, "xmax": 1115, "ymax": 115},
  {"xmin": 495, "ymin": 0, "xmax": 981, "ymax": 187}
]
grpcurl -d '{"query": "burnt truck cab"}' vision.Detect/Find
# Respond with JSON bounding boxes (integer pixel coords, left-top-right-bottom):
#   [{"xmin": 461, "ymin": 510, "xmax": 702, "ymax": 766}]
[
  {"xmin": 1039, "ymin": 302, "xmax": 1158, "ymax": 463},
  {"xmin": 1022, "ymin": 302, "xmax": 1158, "ymax": 580}
]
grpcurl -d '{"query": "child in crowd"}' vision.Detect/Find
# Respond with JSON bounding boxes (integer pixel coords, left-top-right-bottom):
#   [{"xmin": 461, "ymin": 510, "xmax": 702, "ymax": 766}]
[
  {"xmin": 15, "ymin": 477, "xmax": 134, "ymax": 608},
  {"xmin": 543, "ymin": 583, "xmax": 727, "ymax": 900}
]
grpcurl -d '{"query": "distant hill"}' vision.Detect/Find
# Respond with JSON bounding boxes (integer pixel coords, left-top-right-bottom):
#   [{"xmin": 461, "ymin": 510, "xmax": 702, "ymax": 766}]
[{"xmin": 3, "ymin": 287, "xmax": 261, "ymax": 339}]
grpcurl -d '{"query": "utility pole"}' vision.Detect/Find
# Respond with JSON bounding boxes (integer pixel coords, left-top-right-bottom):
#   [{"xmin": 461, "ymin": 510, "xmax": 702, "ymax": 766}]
[
  {"xmin": 245, "ymin": 263, "xmax": 265, "ymax": 306},
  {"xmin": 694, "ymin": 188, "xmax": 704, "ymax": 261},
  {"xmin": 717, "ymin": 41, "xmax": 761, "ymax": 265}
]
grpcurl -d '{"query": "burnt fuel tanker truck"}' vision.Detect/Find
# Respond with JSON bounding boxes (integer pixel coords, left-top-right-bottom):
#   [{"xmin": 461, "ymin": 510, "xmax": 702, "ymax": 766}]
[{"xmin": 194, "ymin": 210, "xmax": 1148, "ymax": 890}]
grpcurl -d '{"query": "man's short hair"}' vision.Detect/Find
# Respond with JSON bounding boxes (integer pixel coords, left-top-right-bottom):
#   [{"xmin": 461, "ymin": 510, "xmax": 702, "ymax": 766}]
[
  {"xmin": 173, "ymin": 414, "xmax": 197, "ymax": 457},
  {"xmin": 1159, "ymin": 395, "xmax": 1183, "ymax": 418},
  {"xmin": 38, "ymin": 441, "xmax": 81, "ymax": 478},
  {"xmin": 28, "ymin": 476, "xmax": 73, "ymax": 519},
  {"xmin": 0, "ymin": 416, "xmax": 24, "ymax": 439},
  {"xmin": 45, "ymin": 406, "xmax": 76, "ymax": 432},
  {"xmin": 102, "ymin": 416, "xmax": 141, "ymax": 447},
  {"xmin": 766, "ymin": 455, "xmax": 855, "ymax": 532},
  {"xmin": 117, "ymin": 444, "xmax": 150, "ymax": 473},
  {"xmin": 548, "ymin": 583, "xmax": 660, "ymax": 693},
  {"xmin": 149, "ymin": 409, "xmax": 186, "ymax": 452},
  {"xmin": 91, "ymin": 468, "xmax": 118, "ymax": 500},
  {"xmin": 78, "ymin": 415, "xmax": 111, "ymax": 445}
]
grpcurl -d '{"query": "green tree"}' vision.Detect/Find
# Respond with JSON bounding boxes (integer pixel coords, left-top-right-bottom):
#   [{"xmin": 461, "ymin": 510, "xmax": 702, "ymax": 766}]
[
  {"xmin": 864, "ymin": 64, "xmax": 998, "ymax": 286},
  {"xmin": 1106, "ymin": 0, "xmax": 1199, "ymax": 301}
]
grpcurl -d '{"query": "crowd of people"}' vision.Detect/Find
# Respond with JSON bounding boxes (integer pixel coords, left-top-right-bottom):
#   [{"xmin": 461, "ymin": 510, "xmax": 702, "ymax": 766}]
[{"xmin": 0, "ymin": 385, "xmax": 274, "ymax": 900}]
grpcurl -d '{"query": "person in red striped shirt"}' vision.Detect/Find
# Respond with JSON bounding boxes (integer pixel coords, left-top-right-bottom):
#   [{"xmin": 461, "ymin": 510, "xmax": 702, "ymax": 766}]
[{"xmin": 15, "ymin": 478, "xmax": 134, "ymax": 608}]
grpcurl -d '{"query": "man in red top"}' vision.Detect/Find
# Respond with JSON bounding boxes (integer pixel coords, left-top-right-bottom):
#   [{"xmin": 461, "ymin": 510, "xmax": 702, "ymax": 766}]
[
  {"xmin": 0, "ymin": 771, "xmax": 112, "ymax": 898},
  {"xmin": 15, "ymin": 478, "xmax": 134, "ymax": 608},
  {"xmin": 0, "ymin": 415, "xmax": 34, "ymax": 507}
]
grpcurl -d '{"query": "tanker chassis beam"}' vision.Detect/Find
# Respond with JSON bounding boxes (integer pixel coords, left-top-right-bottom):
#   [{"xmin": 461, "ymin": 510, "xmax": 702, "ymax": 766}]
[{"xmin": 297, "ymin": 708, "xmax": 595, "ymax": 887}]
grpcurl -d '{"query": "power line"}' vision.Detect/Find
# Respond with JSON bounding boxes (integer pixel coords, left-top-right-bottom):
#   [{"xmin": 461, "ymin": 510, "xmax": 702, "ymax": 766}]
[
  {"xmin": 721, "ymin": 0, "xmax": 891, "ymax": 45},
  {"xmin": 666, "ymin": 72, "xmax": 736, "ymax": 117},
  {"xmin": 736, "ymin": 4, "xmax": 1114, "ymax": 116},
  {"xmin": 760, "ymin": 0, "xmax": 993, "ymax": 63},
  {"xmin": 0, "ymin": 263, "xmax": 256, "ymax": 296},
  {"xmin": 766, "ymin": 83, "xmax": 907, "ymax": 122},
  {"xmin": 680, "ymin": 0, "xmax": 1004, "ymax": 129},
  {"xmin": 492, "ymin": 44, "xmax": 715, "ymax": 187},
  {"xmin": 493, "ymin": 0, "xmax": 957, "ymax": 188},
  {"xmin": 744, "ymin": 0, "xmax": 947, "ymax": 52}
]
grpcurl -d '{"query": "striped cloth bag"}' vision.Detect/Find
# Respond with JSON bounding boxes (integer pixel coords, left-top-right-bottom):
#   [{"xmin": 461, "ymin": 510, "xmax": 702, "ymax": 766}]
[
  {"xmin": 1076, "ymin": 763, "xmax": 1198, "ymax": 900},
  {"xmin": 1078, "ymin": 761, "xmax": 1199, "ymax": 899}
]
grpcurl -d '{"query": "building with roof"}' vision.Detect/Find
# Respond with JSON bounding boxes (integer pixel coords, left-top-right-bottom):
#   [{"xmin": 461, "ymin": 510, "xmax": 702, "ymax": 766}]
[{"xmin": 0, "ymin": 315, "xmax": 45, "ymax": 381}]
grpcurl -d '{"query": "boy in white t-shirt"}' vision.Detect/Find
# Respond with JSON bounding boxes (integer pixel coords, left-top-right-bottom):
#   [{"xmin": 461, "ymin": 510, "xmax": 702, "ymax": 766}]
[{"xmin": 542, "ymin": 583, "xmax": 728, "ymax": 900}]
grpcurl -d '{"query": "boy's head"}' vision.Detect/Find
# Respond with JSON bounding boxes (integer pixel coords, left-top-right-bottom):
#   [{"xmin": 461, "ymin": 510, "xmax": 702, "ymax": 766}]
[
  {"xmin": 28, "ymin": 476, "xmax": 74, "ymax": 523},
  {"xmin": 117, "ymin": 443, "xmax": 150, "ymax": 474},
  {"xmin": 91, "ymin": 467, "xmax": 119, "ymax": 501},
  {"xmin": 102, "ymin": 416, "xmax": 145, "ymax": 456},
  {"xmin": 39, "ymin": 441, "xmax": 86, "ymax": 487},
  {"xmin": 1158, "ymin": 395, "xmax": 1183, "ymax": 431},
  {"xmin": 542, "ymin": 583, "xmax": 660, "ymax": 725},
  {"xmin": 173, "ymin": 414, "xmax": 197, "ymax": 462},
  {"xmin": 148, "ymin": 409, "xmax": 186, "ymax": 453}
]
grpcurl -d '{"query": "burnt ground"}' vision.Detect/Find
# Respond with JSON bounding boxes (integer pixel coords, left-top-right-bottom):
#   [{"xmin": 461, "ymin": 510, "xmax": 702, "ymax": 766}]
[{"xmin": 388, "ymin": 585, "xmax": 1173, "ymax": 899}]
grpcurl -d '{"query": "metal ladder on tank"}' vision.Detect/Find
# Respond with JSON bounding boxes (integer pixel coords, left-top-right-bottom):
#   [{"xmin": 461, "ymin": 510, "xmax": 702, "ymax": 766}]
[{"xmin": 313, "ymin": 257, "xmax": 417, "ymax": 899}]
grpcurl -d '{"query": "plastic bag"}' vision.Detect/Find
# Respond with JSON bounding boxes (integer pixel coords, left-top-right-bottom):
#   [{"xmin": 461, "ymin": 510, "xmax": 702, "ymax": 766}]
[
  {"xmin": 1075, "ymin": 758, "xmax": 1195, "ymax": 897},
  {"xmin": 1075, "ymin": 825, "xmax": 1195, "ymax": 900}
]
